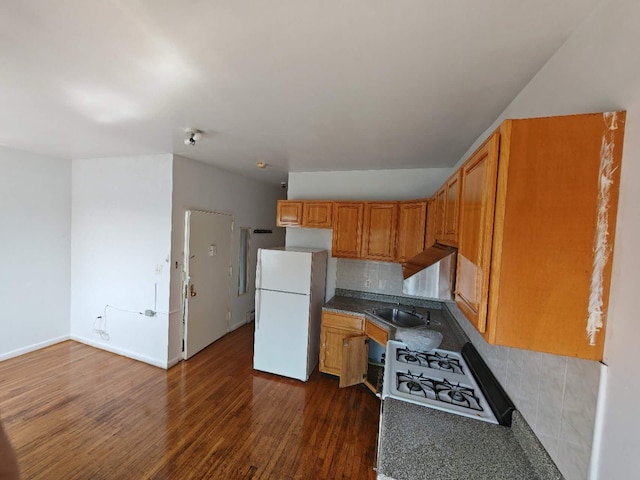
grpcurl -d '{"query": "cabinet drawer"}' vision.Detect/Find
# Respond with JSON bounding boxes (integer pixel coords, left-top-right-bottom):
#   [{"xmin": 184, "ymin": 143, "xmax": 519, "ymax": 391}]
[
  {"xmin": 322, "ymin": 311, "xmax": 364, "ymax": 331},
  {"xmin": 365, "ymin": 320, "xmax": 389, "ymax": 346}
]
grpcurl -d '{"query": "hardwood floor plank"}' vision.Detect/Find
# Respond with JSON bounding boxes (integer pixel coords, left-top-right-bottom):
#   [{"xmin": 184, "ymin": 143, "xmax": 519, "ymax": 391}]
[{"xmin": 0, "ymin": 324, "xmax": 379, "ymax": 479}]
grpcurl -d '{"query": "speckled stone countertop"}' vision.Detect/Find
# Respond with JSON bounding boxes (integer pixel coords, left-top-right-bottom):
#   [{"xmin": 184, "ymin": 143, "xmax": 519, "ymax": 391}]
[
  {"xmin": 378, "ymin": 399, "xmax": 563, "ymax": 480},
  {"xmin": 322, "ymin": 289, "xmax": 467, "ymax": 352}
]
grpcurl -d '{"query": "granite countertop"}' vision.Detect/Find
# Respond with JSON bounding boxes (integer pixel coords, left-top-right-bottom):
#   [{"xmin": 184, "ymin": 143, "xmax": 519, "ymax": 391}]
[
  {"xmin": 322, "ymin": 289, "xmax": 467, "ymax": 352},
  {"xmin": 378, "ymin": 399, "xmax": 562, "ymax": 480}
]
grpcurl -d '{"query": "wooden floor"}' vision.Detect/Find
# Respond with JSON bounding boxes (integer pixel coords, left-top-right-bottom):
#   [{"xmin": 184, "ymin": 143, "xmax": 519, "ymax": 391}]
[{"xmin": 0, "ymin": 324, "xmax": 380, "ymax": 479}]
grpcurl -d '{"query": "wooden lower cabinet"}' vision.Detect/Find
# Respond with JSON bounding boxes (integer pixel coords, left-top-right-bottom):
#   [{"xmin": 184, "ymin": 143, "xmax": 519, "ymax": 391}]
[
  {"xmin": 319, "ymin": 311, "xmax": 388, "ymax": 394},
  {"xmin": 319, "ymin": 312, "xmax": 364, "ymax": 377}
]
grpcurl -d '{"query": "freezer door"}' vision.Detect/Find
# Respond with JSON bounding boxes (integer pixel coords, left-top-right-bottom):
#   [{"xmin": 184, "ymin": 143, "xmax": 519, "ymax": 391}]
[
  {"xmin": 257, "ymin": 249, "xmax": 312, "ymax": 295},
  {"xmin": 254, "ymin": 289, "xmax": 311, "ymax": 381}
]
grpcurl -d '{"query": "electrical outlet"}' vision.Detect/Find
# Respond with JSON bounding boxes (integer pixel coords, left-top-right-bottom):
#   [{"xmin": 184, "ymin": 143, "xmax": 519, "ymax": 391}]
[
  {"xmin": 365, "ymin": 279, "xmax": 371, "ymax": 288},
  {"xmin": 155, "ymin": 264, "xmax": 163, "ymax": 275}
]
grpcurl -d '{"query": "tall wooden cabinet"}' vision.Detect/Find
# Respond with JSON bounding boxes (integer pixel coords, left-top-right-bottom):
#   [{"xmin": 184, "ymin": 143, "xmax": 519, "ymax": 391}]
[{"xmin": 455, "ymin": 112, "xmax": 626, "ymax": 360}]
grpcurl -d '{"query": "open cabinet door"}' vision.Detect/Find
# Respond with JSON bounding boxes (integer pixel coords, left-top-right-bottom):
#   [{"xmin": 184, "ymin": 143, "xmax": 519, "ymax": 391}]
[{"xmin": 339, "ymin": 335, "xmax": 368, "ymax": 388}]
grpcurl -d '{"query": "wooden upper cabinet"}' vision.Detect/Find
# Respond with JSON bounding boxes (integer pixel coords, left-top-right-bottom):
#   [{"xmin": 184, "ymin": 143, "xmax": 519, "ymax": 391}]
[
  {"xmin": 362, "ymin": 202, "xmax": 399, "ymax": 261},
  {"xmin": 455, "ymin": 133, "xmax": 500, "ymax": 334},
  {"xmin": 442, "ymin": 170, "xmax": 462, "ymax": 246},
  {"xmin": 302, "ymin": 201, "xmax": 332, "ymax": 228},
  {"xmin": 332, "ymin": 202, "xmax": 365, "ymax": 258},
  {"xmin": 425, "ymin": 198, "xmax": 437, "ymax": 248},
  {"xmin": 276, "ymin": 200, "xmax": 303, "ymax": 227},
  {"xmin": 434, "ymin": 187, "xmax": 446, "ymax": 242},
  {"xmin": 396, "ymin": 201, "xmax": 427, "ymax": 263},
  {"xmin": 459, "ymin": 112, "xmax": 626, "ymax": 361}
]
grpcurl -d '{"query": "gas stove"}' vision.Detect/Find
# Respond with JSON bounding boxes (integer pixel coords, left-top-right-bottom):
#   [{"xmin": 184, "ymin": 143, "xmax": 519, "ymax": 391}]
[{"xmin": 382, "ymin": 340, "xmax": 514, "ymax": 426}]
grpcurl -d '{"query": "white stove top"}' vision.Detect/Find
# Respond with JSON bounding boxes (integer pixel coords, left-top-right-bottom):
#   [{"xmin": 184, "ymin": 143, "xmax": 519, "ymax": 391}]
[{"xmin": 382, "ymin": 340, "xmax": 498, "ymax": 424}]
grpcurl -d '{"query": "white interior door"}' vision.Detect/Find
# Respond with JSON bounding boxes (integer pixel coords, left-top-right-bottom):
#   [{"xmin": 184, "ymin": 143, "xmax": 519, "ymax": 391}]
[{"xmin": 184, "ymin": 210, "xmax": 233, "ymax": 359}]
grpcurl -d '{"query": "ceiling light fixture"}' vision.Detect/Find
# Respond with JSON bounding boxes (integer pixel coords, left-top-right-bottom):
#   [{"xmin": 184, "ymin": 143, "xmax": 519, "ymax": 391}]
[
  {"xmin": 256, "ymin": 161, "xmax": 267, "ymax": 168},
  {"xmin": 184, "ymin": 129, "xmax": 203, "ymax": 146}
]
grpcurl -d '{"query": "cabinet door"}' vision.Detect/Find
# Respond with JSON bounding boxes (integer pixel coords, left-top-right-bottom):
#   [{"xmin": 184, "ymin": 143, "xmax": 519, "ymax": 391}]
[
  {"xmin": 396, "ymin": 201, "xmax": 427, "ymax": 262},
  {"xmin": 340, "ymin": 335, "xmax": 368, "ymax": 388},
  {"xmin": 332, "ymin": 202, "xmax": 364, "ymax": 258},
  {"xmin": 488, "ymin": 113, "xmax": 625, "ymax": 360},
  {"xmin": 320, "ymin": 325, "xmax": 351, "ymax": 376},
  {"xmin": 302, "ymin": 201, "xmax": 333, "ymax": 228},
  {"xmin": 434, "ymin": 187, "xmax": 446, "ymax": 241},
  {"xmin": 455, "ymin": 133, "xmax": 500, "ymax": 333},
  {"xmin": 319, "ymin": 312, "xmax": 364, "ymax": 377},
  {"xmin": 425, "ymin": 198, "xmax": 437, "ymax": 248},
  {"xmin": 362, "ymin": 202, "xmax": 398, "ymax": 261},
  {"xmin": 276, "ymin": 200, "xmax": 303, "ymax": 227},
  {"xmin": 443, "ymin": 170, "xmax": 462, "ymax": 246}
]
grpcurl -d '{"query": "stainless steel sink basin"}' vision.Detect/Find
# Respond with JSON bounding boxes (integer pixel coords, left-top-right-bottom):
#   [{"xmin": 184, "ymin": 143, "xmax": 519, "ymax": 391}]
[{"xmin": 369, "ymin": 307, "xmax": 427, "ymax": 328}]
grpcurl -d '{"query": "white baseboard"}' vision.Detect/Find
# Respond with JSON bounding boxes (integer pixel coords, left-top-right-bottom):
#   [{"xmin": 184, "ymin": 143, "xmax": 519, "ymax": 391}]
[
  {"xmin": 70, "ymin": 335, "xmax": 169, "ymax": 369},
  {"xmin": 229, "ymin": 321, "xmax": 247, "ymax": 332},
  {"xmin": 167, "ymin": 355, "xmax": 182, "ymax": 368},
  {"xmin": 0, "ymin": 335, "xmax": 71, "ymax": 362}
]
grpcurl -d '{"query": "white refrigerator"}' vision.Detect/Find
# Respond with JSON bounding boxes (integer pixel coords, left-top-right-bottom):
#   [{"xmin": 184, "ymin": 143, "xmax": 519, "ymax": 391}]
[{"xmin": 254, "ymin": 247, "xmax": 328, "ymax": 381}]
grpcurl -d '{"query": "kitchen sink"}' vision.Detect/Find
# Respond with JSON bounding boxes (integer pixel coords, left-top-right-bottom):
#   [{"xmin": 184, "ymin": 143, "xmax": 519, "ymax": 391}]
[{"xmin": 368, "ymin": 307, "xmax": 428, "ymax": 328}]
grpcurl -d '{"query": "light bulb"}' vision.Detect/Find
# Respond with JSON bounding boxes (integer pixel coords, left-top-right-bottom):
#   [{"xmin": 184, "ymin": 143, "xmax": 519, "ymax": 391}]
[
  {"xmin": 184, "ymin": 138, "xmax": 191, "ymax": 146},
  {"xmin": 192, "ymin": 132, "xmax": 203, "ymax": 142}
]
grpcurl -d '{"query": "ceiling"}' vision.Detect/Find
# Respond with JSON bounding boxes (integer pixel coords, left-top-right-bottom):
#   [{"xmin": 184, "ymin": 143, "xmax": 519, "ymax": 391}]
[{"xmin": 0, "ymin": 0, "xmax": 602, "ymax": 184}]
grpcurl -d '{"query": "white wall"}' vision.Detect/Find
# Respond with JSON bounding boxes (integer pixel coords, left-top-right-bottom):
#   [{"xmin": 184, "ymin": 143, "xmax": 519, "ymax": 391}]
[
  {"xmin": 70, "ymin": 155, "xmax": 173, "ymax": 368},
  {"xmin": 452, "ymin": 2, "xmax": 640, "ymax": 478},
  {"xmin": 169, "ymin": 156, "xmax": 285, "ymax": 365},
  {"xmin": 286, "ymin": 168, "xmax": 451, "ymax": 300},
  {"xmin": 0, "ymin": 147, "xmax": 71, "ymax": 360}
]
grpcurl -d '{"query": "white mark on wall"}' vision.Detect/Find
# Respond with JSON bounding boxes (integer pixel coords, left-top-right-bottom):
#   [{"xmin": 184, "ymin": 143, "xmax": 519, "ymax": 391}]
[{"xmin": 586, "ymin": 112, "xmax": 618, "ymax": 345}]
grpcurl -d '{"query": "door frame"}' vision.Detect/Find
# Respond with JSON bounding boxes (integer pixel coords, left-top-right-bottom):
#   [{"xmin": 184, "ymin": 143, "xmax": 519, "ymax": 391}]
[{"xmin": 182, "ymin": 208, "xmax": 234, "ymax": 360}]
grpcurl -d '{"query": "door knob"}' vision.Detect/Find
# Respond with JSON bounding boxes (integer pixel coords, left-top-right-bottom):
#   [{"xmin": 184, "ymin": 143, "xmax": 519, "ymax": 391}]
[{"xmin": 189, "ymin": 284, "xmax": 197, "ymax": 297}]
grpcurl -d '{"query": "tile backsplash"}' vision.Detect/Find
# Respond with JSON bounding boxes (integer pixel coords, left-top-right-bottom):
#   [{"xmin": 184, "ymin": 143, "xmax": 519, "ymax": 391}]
[
  {"xmin": 336, "ymin": 258, "xmax": 405, "ymax": 295},
  {"xmin": 337, "ymin": 258, "xmax": 601, "ymax": 480}
]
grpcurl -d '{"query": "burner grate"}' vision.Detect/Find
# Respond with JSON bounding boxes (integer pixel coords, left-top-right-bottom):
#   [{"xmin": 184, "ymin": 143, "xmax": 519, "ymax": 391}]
[
  {"xmin": 396, "ymin": 372, "xmax": 484, "ymax": 412},
  {"xmin": 396, "ymin": 348, "xmax": 464, "ymax": 375}
]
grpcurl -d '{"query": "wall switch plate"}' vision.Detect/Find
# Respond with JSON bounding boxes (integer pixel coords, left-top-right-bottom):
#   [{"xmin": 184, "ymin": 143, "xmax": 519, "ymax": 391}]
[{"xmin": 365, "ymin": 279, "xmax": 371, "ymax": 288}]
